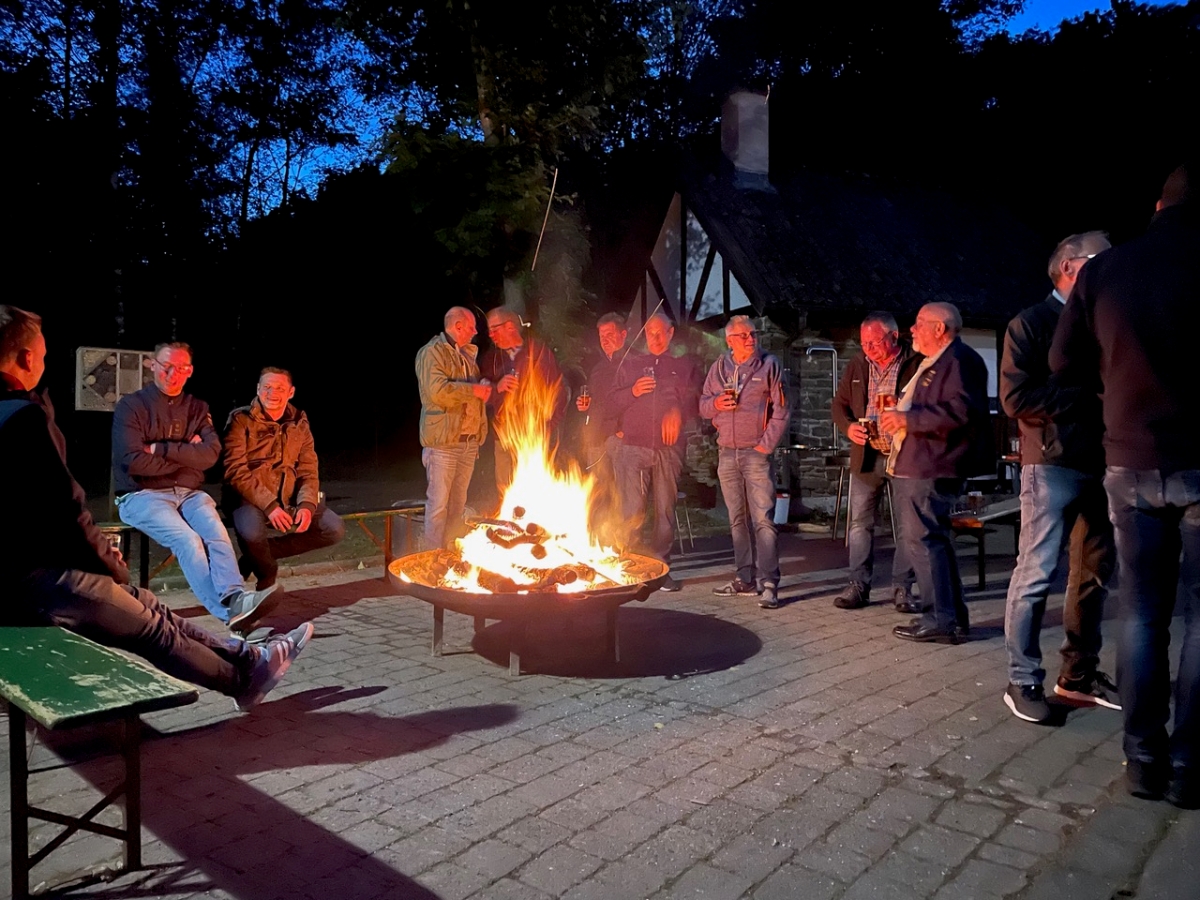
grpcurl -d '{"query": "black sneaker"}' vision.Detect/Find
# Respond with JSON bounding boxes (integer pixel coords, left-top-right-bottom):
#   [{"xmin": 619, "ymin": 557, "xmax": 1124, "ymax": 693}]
[
  {"xmin": 1167, "ymin": 771, "xmax": 1200, "ymax": 809},
  {"xmin": 1054, "ymin": 671, "xmax": 1121, "ymax": 710},
  {"xmin": 833, "ymin": 582, "xmax": 868, "ymax": 609},
  {"xmin": 1004, "ymin": 683, "xmax": 1051, "ymax": 723},
  {"xmin": 713, "ymin": 579, "xmax": 759, "ymax": 597},
  {"xmin": 1126, "ymin": 759, "xmax": 1168, "ymax": 800}
]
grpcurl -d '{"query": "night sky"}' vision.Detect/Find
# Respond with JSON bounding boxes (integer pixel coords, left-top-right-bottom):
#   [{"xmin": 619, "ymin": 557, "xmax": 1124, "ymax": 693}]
[{"xmin": 1008, "ymin": 0, "xmax": 1175, "ymax": 33}]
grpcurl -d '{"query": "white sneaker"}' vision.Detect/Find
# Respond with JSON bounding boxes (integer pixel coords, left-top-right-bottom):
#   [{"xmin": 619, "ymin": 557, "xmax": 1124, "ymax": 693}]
[
  {"xmin": 226, "ymin": 583, "xmax": 280, "ymax": 633},
  {"xmin": 234, "ymin": 622, "xmax": 314, "ymax": 711}
]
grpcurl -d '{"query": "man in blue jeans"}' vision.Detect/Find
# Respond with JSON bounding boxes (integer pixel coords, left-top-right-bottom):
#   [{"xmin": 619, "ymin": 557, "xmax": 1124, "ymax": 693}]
[
  {"xmin": 1000, "ymin": 231, "xmax": 1116, "ymax": 725},
  {"xmin": 1052, "ymin": 163, "xmax": 1200, "ymax": 807},
  {"xmin": 700, "ymin": 316, "xmax": 790, "ymax": 609},
  {"xmin": 832, "ymin": 312, "xmax": 923, "ymax": 612},
  {"xmin": 113, "ymin": 342, "xmax": 277, "ymax": 632}
]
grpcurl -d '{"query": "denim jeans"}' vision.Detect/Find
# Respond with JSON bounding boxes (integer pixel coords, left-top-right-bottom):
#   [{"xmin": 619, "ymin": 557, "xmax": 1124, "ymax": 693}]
[
  {"xmin": 1105, "ymin": 467, "xmax": 1200, "ymax": 771},
  {"xmin": 848, "ymin": 467, "xmax": 915, "ymax": 593},
  {"xmin": 231, "ymin": 504, "xmax": 346, "ymax": 585},
  {"xmin": 717, "ymin": 447, "xmax": 779, "ymax": 587},
  {"xmin": 18, "ymin": 569, "xmax": 255, "ymax": 695},
  {"xmin": 615, "ymin": 443, "xmax": 682, "ymax": 562},
  {"xmin": 893, "ymin": 477, "xmax": 968, "ymax": 632},
  {"xmin": 423, "ymin": 445, "xmax": 478, "ymax": 550},
  {"xmin": 117, "ymin": 487, "xmax": 244, "ymax": 620},
  {"xmin": 1004, "ymin": 464, "xmax": 1114, "ymax": 686}
]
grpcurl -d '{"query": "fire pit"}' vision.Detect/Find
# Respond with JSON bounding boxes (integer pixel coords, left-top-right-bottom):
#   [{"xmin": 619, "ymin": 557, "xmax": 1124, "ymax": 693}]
[{"xmin": 389, "ymin": 550, "xmax": 667, "ymax": 674}]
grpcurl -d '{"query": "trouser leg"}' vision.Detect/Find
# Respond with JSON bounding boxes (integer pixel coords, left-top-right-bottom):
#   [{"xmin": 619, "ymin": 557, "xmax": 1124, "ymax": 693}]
[
  {"xmin": 718, "ymin": 448, "xmax": 754, "ymax": 584},
  {"xmin": 179, "ymin": 490, "xmax": 243, "ymax": 601},
  {"xmin": 261, "ymin": 506, "xmax": 348, "ymax": 564},
  {"xmin": 27, "ymin": 569, "xmax": 255, "ymax": 695},
  {"xmin": 847, "ymin": 473, "xmax": 883, "ymax": 588},
  {"xmin": 232, "ymin": 504, "xmax": 277, "ymax": 584},
  {"xmin": 742, "ymin": 450, "xmax": 779, "ymax": 585},
  {"xmin": 1169, "ymin": 471, "xmax": 1200, "ymax": 773},
  {"xmin": 1060, "ymin": 474, "xmax": 1115, "ymax": 683},
  {"xmin": 650, "ymin": 447, "xmax": 682, "ymax": 563}
]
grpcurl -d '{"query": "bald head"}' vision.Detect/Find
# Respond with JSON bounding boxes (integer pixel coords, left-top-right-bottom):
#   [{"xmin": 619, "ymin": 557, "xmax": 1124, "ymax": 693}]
[
  {"xmin": 911, "ymin": 302, "xmax": 961, "ymax": 356},
  {"xmin": 443, "ymin": 306, "xmax": 478, "ymax": 349},
  {"xmin": 444, "ymin": 306, "xmax": 473, "ymax": 330},
  {"xmin": 1160, "ymin": 163, "xmax": 1193, "ymax": 209}
]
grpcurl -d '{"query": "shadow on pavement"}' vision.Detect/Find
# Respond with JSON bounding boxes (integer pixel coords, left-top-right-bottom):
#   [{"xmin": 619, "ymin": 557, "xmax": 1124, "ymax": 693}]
[
  {"xmin": 36, "ymin": 697, "xmax": 521, "ymax": 899},
  {"xmin": 469, "ymin": 607, "xmax": 762, "ymax": 678}
]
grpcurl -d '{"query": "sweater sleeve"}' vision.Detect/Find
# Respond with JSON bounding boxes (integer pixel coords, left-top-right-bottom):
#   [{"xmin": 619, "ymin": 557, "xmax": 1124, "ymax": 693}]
[{"xmin": 758, "ymin": 357, "xmax": 791, "ymax": 452}]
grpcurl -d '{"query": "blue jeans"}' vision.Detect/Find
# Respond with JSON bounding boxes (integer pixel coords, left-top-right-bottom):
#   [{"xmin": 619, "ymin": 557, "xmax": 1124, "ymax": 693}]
[
  {"xmin": 117, "ymin": 488, "xmax": 244, "ymax": 620},
  {"xmin": 717, "ymin": 447, "xmax": 779, "ymax": 587},
  {"xmin": 1105, "ymin": 467, "xmax": 1200, "ymax": 771},
  {"xmin": 423, "ymin": 445, "xmax": 478, "ymax": 550},
  {"xmin": 615, "ymin": 443, "xmax": 682, "ymax": 563},
  {"xmin": 893, "ymin": 477, "xmax": 968, "ymax": 633},
  {"xmin": 1004, "ymin": 464, "xmax": 1113, "ymax": 686},
  {"xmin": 231, "ymin": 504, "xmax": 346, "ymax": 586},
  {"xmin": 848, "ymin": 468, "xmax": 914, "ymax": 593}
]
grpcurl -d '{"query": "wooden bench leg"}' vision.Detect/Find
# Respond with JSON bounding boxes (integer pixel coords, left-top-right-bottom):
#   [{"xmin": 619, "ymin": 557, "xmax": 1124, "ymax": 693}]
[
  {"xmin": 9, "ymin": 704, "xmax": 30, "ymax": 900},
  {"xmin": 123, "ymin": 714, "xmax": 142, "ymax": 871}
]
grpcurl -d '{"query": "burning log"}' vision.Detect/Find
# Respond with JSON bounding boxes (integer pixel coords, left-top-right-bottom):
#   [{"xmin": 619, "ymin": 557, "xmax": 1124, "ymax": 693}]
[
  {"xmin": 484, "ymin": 521, "xmax": 554, "ymax": 552},
  {"xmin": 475, "ymin": 568, "xmax": 520, "ymax": 594}
]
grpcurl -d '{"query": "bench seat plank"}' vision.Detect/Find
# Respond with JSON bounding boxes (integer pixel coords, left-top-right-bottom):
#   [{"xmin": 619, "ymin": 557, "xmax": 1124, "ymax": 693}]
[{"xmin": 0, "ymin": 627, "xmax": 197, "ymax": 730}]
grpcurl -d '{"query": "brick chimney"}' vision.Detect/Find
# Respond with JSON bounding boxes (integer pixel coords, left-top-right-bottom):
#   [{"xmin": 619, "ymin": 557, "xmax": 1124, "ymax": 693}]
[{"xmin": 721, "ymin": 91, "xmax": 770, "ymax": 190}]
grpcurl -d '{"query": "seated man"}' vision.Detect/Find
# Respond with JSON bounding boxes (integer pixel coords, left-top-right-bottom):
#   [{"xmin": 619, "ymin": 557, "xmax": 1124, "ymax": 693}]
[
  {"xmin": 223, "ymin": 367, "xmax": 345, "ymax": 590},
  {"xmin": 0, "ymin": 305, "xmax": 311, "ymax": 711},
  {"xmin": 112, "ymin": 341, "xmax": 276, "ymax": 631}
]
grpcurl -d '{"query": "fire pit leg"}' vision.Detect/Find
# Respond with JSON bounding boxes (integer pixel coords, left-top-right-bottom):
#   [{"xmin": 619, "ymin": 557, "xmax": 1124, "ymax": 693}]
[
  {"xmin": 509, "ymin": 622, "xmax": 525, "ymax": 676},
  {"xmin": 432, "ymin": 605, "xmax": 444, "ymax": 657},
  {"xmin": 606, "ymin": 608, "xmax": 620, "ymax": 663}
]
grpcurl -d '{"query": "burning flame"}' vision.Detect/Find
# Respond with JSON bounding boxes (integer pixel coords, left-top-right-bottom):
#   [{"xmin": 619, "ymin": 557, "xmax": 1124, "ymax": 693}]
[{"xmin": 448, "ymin": 355, "xmax": 628, "ymax": 593}]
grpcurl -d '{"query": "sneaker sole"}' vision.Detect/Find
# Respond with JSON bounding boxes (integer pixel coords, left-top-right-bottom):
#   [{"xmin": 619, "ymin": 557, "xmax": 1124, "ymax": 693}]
[
  {"xmin": 1053, "ymin": 683, "xmax": 1122, "ymax": 710},
  {"xmin": 1004, "ymin": 691, "xmax": 1051, "ymax": 723},
  {"xmin": 235, "ymin": 622, "xmax": 313, "ymax": 711}
]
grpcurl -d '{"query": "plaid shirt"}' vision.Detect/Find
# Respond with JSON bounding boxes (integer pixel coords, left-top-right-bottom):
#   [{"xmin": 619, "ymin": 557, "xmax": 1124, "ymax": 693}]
[{"xmin": 865, "ymin": 353, "xmax": 904, "ymax": 452}]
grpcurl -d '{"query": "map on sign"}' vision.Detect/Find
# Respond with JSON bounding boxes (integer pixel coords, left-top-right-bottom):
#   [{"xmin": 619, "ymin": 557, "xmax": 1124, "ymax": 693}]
[{"xmin": 75, "ymin": 346, "xmax": 155, "ymax": 412}]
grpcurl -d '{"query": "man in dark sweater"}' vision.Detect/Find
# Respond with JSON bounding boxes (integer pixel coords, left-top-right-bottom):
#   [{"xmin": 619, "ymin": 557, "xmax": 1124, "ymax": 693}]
[
  {"xmin": 611, "ymin": 313, "xmax": 701, "ymax": 591},
  {"xmin": 1051, "ymin": 163, "xmax": 1200, "ymax": 807},
  {"xmin": 1000, "ymin": 231, "xmax": 1116, "ymax": 725},
  {"xmin": 0, "ymin": 306, "xmax": 312, "ymax": 711},
  {"xmin": 113, "ymin": 343, "xmax": 276, "ymax": 631}
]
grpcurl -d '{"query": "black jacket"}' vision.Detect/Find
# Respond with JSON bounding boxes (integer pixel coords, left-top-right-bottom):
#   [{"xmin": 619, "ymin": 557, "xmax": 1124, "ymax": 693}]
[
  {"xmin": 1000, "ymin": 294, "xmax": 1104, "ymax": 473},
  {"xmin": 1051, "ymin": 204, "xmax": 1200, "ymax": 473},
  {"xmin": 0, "ymin": 383, "xmax": 128, "ymax": 591},
  {"xmin": 112, "ymin": 384, "xmax": 221, "ymax": 494},
  {"xmin": 832, "ymin": 344, "xmax": 922, "ymax": 476}
]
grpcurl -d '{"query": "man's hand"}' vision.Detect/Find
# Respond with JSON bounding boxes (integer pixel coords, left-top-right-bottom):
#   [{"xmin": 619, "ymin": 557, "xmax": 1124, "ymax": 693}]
[
  {"xmin": 472, "ymin": 382, "xmax": 493, "ymax": 402},
  {"xmin": 190, "ymin": 434, "xmax": 202, "ymax": 444},
  {"xmin": 713, "ymin": 393, "xmax": 737, "ymax": 411},
  {"xmin": 294, "ymin": 508, "xmax": 313, "ymax": 533},
  {"xmin": 847, "ymin": 423, "xmax": 869, "ymax": 445},
  {"xmin": 632, "ymin": 376, "xmax": 657, "ymax": 397},
  {"xmin": 662, "ymin": 407, "xmax": 682, "ymax": 445},
  {"xmin": 879, "ymin": 410, "xmax": 906, "ymax": 435},
  {"xmin": 498, "ymin": 374, "xmax": 519, "ymax": 394},
  {"xmin": 142, "ymin": 443, "xmax": 155, "ymax": 454},
  {"xmin": 576, "ymin": 394, "xmax": 592, "ymax": 411},
  {"xmin": 267, "ymin": 507, "xmax": 295, "ymax": 532}
]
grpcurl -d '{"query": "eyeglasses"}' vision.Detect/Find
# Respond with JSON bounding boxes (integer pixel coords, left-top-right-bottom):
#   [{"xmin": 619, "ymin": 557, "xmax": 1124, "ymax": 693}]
[
  {"xmin": 861, "ymin": 337, "xmax": 894, "ymax": 349},
  {"xmin": 727, "ymin": 332, "xmax": 757, "ymax": 341},
  {"xmin": 1069, "ymin": 254, "xmax": 1098, "ymax": 261},
  {"xmin": 153, "ymin": 360, "xmax": 193, "ymax": 376}
]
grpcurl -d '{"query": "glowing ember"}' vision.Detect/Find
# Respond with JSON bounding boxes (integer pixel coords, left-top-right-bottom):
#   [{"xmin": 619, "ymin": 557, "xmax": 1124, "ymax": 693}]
[{"xmin": 444, "ymin": 346, "xmax": 633, "ymax": 594}]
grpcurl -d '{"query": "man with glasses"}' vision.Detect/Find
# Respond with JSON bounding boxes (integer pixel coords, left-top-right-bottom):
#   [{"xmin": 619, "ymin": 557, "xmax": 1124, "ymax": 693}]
[
  {"xmin": 880, "ymin": 303, "xmax": 992, "ymax": 644},
  {"xmin": 1000, "ymin": 231, "xmax": 1116, "ymax": 725},
  {"xmin": 223, "ymin": 367, "xmax": 345, "ymax": 592},
  {"xmin": 480, "ymin": 307, "xmax": 564, "ymax": 496},
  {"xmin": 701, "ymin": 316, "xmax": 790, "ymax": 608},
  {"xmin": 831, "ymin": 312, "xmax": 922, "ymax": 612},
  {"xmin": 113, "ymin": 343, "xmax": 277, "ymax": 631}
]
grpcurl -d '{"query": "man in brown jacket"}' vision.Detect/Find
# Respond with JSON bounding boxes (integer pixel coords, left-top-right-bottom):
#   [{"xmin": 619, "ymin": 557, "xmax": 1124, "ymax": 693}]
[{"xmin": 223, "ymin": 368, "xmax": 344, "ymax": 590}]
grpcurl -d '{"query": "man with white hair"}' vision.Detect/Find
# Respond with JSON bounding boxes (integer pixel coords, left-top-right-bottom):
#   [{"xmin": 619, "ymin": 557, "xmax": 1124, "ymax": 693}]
[
  {"xmin": 416, "ymin": 307, "xmax": 492, "ymax": 549},
  {"xmin": 700, "ymin": 316, "xmax": 790, "ymax": 609},
  {"xmin": 881, "ymin": 302, "xmax": 993, "ymax": 643}
]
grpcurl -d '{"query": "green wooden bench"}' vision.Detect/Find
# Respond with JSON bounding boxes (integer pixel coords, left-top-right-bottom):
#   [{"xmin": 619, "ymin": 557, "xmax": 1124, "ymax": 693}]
[
  {"xmin": 0, "ymin": 627, "xmax": 198, "ymax": 899},
  {"xmin": 98, "ymin": 504, "xmax": 424, "ymax": 588}
]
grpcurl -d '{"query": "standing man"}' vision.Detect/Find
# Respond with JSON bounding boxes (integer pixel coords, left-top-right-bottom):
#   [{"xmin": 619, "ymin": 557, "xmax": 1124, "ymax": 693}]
[
  {"xmin": 882, "ymin": 302, "xmax": 992, "ymax": 644},
  {"xmin": 1001, "ymin": 231, "xmax": 1117, "ymax": 724},
  {"xmin": 611, "ymin": 313, "xmax": 701, "ymax": 592},
  {"xmin": 831, "ymin": 312, "xmax": 922, "ymax": 612},
  {"xmin": 576, "ymin": 313, "xmax": 629, "ymax": 471},
  {"xmin": 1051, "ymin": 164, "xmax": 1200, "ymax": 806},
  {"xmin": 1, "ymin": 306, "xmax": 311, "ymax": 711},
  {"xmin": 223, "ymin": 367, "xmax": 346, "ymax": 591},
  {"xmin": 113, "ymin": 342, "xmax": 276, "ymax": 631},
  {"xmin": 700, "ymin": 316, "xmax": 790, "ymax": 609},
  {"xmin": 480, "ymin": 307, "xmax": 564, "ymax": 494},
  {"xmin": 416, "ymin": 307, "xmax": 492, "ymax": 550}
]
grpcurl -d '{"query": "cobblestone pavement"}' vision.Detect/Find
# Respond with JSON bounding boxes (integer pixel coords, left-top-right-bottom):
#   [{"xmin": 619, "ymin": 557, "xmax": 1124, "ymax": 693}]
[{"xmin": 3, "ymin": 532, "xmax": 1196, "ymax": 899}]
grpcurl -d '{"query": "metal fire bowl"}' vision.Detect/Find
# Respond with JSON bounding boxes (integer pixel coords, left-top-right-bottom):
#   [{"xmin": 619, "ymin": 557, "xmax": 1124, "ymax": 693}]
[{"xmin": 388, "ymin": 550, "xmax": 668, "ymax": 619}]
